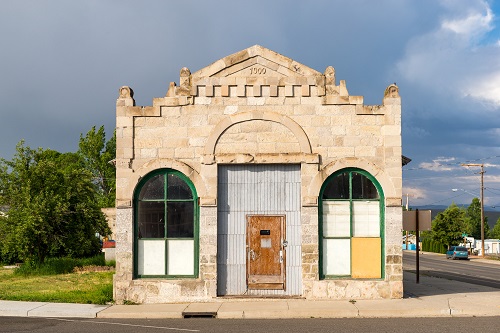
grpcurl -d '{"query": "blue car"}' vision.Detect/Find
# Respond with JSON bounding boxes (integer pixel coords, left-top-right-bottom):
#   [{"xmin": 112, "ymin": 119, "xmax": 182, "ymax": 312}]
[{"xmin": 446, "ymin": 246, "xmax": 469, "ymax": 260}]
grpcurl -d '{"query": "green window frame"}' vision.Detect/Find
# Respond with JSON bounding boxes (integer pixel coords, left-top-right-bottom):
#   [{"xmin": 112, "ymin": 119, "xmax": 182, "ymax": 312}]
[
  {"xmin": 319, "ymin": 168, "xmax": 384, "ymax": 280},
  {"xmin": 133, "ymin": 169, "xmax": 199, "ymax": 278}
]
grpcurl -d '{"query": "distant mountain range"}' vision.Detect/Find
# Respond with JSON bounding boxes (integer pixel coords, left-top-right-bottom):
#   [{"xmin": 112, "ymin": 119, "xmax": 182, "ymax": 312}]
[{"xmin": 412, "ymin": 205, "xmax": 500, "ymax": 229}]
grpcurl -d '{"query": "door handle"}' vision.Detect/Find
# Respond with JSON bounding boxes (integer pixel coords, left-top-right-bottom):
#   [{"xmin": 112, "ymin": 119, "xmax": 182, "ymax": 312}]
[
  {"xmin": 249, "ymin": 249, "xmax": 256, "ymax": 261},
  {"xmin": 279, "ymin": 250, "xmax": 283, "ymax": 263}
]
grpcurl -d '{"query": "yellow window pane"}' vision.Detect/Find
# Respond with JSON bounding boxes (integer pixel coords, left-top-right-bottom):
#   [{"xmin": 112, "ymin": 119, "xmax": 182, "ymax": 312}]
[{"xmin": 351, "ymin": 237, "xmax": 381, "ymax": 278}]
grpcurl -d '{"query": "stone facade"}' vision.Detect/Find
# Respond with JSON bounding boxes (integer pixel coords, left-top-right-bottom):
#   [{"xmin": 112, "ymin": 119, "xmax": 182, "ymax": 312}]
[
  {"xmin": 101, "ymin": 207, "xmax": 116, "ymax": 240},
  {"xmin": 114, "ymin": 45, "xmax": 403, "ymax": 304}
]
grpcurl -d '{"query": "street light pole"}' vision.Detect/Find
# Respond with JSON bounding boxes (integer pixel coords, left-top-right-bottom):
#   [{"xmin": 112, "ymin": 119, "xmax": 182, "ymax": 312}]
[
  {"xmin": 405, "ymin": 193, "xmax": 411, "ymax": 250},
  {"xmin": 461, "ymin": 163, "xmax": 485, "ymax": 258}
]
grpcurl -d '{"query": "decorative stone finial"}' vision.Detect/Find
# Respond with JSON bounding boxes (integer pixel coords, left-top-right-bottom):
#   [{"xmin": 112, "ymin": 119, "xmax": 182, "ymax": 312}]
[
  {"xmin": 166, "ymin": 82, "xmax": 176, "ymax": 97},
  {"xmin": 119, "ymin": 86, "xmax": 133, "ymax": 99},
  {"xmin": 180, "ymin": 67, "xmax": 191, "ymax": 77},
  {"xmin": 179, "ymin": 67, "xmax": 192, "ymax": 95},
  {"xmin": 324, "ymin": 66, "xmax": 335, "ymax": 77},
  {"xmin": 117, "ymin": 86, "xmax": 135, "ymax": 106},
  {"xmin": 384, "ymin": 84, "xmax": 399, "ymax": 98},
  {"xmin": 324, "ymin": 66, "xmax": 337, "ymax": 95}
]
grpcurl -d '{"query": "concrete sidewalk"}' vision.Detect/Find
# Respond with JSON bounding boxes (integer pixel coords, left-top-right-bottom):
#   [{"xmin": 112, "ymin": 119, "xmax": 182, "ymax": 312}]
[{"xmin": 1, "ymin": 269, "xmax": 499, "ymax": 319}]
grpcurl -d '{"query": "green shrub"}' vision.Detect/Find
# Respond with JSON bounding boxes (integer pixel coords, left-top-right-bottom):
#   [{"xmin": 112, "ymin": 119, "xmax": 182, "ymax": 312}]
[
  {"xmin": 79, "ymin": 254, "xmax": 106, "ymax": 267},
  {"xmin": 422, "ymin": 239, "xmax": 447, "ymax": 254},
  {"xmin": 105, "ymin": 259, "xmax": 116, "ymax": 267},
  {"xmin": 14, "ymin": 254, "xmax": 107, "ymax": 276}
]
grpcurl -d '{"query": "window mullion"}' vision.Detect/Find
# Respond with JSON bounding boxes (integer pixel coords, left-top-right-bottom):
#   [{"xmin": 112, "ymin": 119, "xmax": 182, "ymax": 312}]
[
  {"xmin": 349, "ymin": 172, "xmax": 353, "ymax": 238},
  {"xmin": 349, "ymin": 172, "xmax": 353, "ymax": 277},
  {"xmin": 164, "ymin": 173, "xmax": 168, "ymax": 275}
]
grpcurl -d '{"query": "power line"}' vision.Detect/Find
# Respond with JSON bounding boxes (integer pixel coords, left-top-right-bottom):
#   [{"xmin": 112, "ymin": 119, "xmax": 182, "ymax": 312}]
[
  {"xmin": 403, "ymin": 155, "xmax": 500, "ymax": 171},
  {"xmin": 416, "ymin": 193, "xmax": 465, "ymax": 207}
]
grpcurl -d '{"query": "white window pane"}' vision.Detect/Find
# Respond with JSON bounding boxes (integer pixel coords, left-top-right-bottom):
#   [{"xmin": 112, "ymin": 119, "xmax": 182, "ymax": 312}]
[
  {"xmin": 323, "ymin": 238, "xmax": 350, "ymax": 275},
  {"xmin": 138, "ymin": 240, "xmax": 165, "ymax": 275},
  {"xmin": 167, "ymin": 239, "xmax": 194, "ymax": 275},
  {"xmin": 323, "ymin": 201, "xmax": 350, "ymax": 237},
  {"xmin": 353, "ymin": 201, "xmax": 380, "ymax": 237}
]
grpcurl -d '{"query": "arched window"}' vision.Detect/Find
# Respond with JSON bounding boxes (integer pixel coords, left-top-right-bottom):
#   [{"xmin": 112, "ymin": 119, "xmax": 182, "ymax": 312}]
[
  {"xmin": 319, "ymin": 168, "xmax": 384, "ymax": 279},
  {"xmin": 134, "ymin": 169, "xmax": 198, "ymax": 278}
]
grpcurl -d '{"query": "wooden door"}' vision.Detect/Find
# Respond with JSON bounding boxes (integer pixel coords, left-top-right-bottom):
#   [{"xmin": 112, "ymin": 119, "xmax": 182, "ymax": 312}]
[{"xmin": 246, "ymin": 215, "xmax": 286, "ymax": 290}]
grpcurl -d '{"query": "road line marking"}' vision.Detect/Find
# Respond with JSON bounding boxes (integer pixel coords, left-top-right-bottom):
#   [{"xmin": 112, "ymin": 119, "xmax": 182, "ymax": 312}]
[{"xmin": 48, "ymin": 318, "xmax": 200, "ymax": 332}]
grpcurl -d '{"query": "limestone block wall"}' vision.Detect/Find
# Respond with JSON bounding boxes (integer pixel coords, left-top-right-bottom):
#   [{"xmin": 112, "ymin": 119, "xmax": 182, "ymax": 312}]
[
  {"xmin": 101, "ymin": 207, "xmax": 116, "ymax": 240},
  {"xmin": 113, "ymin": 45, "xmax": 402, "ymax": 303}
]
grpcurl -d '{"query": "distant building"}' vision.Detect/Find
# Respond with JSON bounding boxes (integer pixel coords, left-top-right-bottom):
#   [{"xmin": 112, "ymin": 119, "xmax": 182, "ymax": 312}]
[
  {"xmin": 467, "ymin": 238, "xmax": 500, "ymax": 255},
  {"xmin": 113, "ymin": 45, "xmax": 403, "ymax": 303}
]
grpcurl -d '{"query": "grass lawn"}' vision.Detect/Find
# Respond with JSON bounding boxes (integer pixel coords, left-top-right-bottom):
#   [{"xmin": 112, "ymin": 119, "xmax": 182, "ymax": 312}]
[{"xmin": 0, "ymin": 266, "xmax": 113, "ymax": 305}]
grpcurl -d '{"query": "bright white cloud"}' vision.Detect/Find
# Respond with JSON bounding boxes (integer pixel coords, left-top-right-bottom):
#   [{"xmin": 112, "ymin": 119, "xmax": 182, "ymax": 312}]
[
  {"xmin": 441, "ymin": 7, "xmax": 493, "ymax": 37},
  {"xmin": 402, "ymin": 187, "xmax": 426, "ymax": 203},
  {"xmin": 466, "ymin": 71, "xmax": 500, "ymax": 106},
  {"xmin": 396, "ymin": 0, "xmax": 500, "ymax": 108},
  {"xmin": 419, "ymin": 157, "xmax": 457, "ymax": 171}
]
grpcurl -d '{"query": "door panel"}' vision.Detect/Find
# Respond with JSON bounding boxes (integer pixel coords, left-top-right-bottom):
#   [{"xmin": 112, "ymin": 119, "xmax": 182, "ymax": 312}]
[
  {"xmin": 247, "ymin": 215, "xmax": 285, "ymax": 290},
  {"xmin": 217, "ymin": 164, "xmax": 302, "ymax": 296}
]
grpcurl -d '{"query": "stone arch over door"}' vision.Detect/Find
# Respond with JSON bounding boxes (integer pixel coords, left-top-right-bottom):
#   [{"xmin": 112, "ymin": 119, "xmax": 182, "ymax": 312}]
[
  {"xmin": 216, "ymin": 119, "xmax": 302, "ymax": 155},
  {"xmin": 203, "ymin": 111, "xmax": 312, "ymax": 158}
]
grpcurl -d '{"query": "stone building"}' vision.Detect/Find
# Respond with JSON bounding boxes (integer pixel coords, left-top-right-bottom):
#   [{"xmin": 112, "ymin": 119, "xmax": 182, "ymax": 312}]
[{"xmin": 113, "ymin": 45, "xmax": 403, "ymax": 304}]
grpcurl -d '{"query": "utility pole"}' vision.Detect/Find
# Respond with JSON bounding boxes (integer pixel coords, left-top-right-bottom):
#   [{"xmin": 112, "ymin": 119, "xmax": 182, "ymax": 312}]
[{"xmin": 461, "ymin": 163, "xmax": 485, "ymax": 258}]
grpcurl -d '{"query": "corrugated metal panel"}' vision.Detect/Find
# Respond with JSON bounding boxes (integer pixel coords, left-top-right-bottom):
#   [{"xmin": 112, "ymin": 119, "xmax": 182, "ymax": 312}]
[{"xmin": 217, "ymin": 164, "xmax": 302, "ymax": 296}]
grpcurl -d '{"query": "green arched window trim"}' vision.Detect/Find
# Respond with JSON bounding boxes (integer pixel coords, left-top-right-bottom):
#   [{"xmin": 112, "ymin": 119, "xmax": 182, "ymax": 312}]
[
  {"xmin": 133, "ymin": 168, "xmax": 199, "ymax": 279},
  {"xmin": 318, "ymin": 168, "xmax": 385, "ymax": 280}
]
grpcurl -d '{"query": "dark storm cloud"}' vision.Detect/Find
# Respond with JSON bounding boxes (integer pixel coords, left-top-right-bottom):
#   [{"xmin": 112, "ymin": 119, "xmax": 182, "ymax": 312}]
[{"xmin": 1, "ymin": 0, "xmax": 499, "ymax": 206}]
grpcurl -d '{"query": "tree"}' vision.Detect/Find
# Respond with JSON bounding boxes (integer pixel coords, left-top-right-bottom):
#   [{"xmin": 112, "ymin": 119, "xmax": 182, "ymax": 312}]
[
  {"xmin": 431, "ymin": 203, "xmax": 468, "ymax": 248},
  {"xmin": 0, "ymin": 141, "xmax": 110, "ymax": 264},
  {"xmin": 78, "ymin": 126, "xmax": 116, "ymax": 208},
  {"xmin": 490, "ymin": 218, "xmax": 500, "ymax": 239},
  {"xmin": 465, "ymin": 198, "xmax": 489, "ymax": 239}
]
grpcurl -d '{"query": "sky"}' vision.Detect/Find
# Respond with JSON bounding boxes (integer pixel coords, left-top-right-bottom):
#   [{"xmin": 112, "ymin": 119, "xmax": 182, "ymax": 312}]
[{"xmin": 1, "ymin": 0, "xmax": 500, "ymax": 209}]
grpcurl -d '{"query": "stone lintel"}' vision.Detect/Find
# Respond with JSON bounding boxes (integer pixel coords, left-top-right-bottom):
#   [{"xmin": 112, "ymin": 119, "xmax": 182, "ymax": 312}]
[
  {"xmin": 386, "ymin": 197, "xmax": 402, "ymax": 207},
  {"xmin": 302, "ymin": 196, "xmax": 318, "ymax": 207},
  {"xmin": 200, "ymin": 197, "xmax": 217, "ymax": 207},
  {"xmin": 116, "ymin": 200, "xmax": 132, "ymax": 208},
  {"xmin": 207, "ymin": 153, "xmax": 320, "ymax": 165}
]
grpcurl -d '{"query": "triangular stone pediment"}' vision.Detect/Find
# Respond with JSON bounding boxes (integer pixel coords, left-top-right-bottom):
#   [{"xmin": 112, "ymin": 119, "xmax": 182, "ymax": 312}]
[{"xmin": 192, "ymin": 45, "xmax": 322, "ymax": 80}]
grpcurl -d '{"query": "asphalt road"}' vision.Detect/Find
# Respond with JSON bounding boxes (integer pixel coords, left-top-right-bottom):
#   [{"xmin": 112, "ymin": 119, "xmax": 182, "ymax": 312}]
[
  {"xmin": 1, "ymin": 316, "xmax": 500, "ymax": 333},
  {"xmin": 403, "ymin": 251, "xmax": 500, "ymax": 289}
]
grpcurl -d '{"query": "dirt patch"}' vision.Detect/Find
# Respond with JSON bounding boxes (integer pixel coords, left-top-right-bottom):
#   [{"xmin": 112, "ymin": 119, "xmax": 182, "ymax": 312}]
[{"xmin": 73, "ymin": 265, "xmax": 115, "ymax": 273}]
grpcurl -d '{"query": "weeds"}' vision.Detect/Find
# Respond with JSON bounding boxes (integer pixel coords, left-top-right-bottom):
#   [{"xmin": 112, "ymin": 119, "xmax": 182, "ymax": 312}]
[
  {"xmin": 0, "ymin": 254, "xmax": 115, "ymax": 304},
  {"xmin": 14, "ymin": 254, "xmax": 109, "ymax": 276}
]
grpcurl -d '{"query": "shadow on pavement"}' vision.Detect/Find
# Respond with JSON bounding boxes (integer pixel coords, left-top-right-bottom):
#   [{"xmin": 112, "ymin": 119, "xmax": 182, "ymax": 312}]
[{"xmin": 403, "ymin": 270, "xmax": 500, "ymax": 298}]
